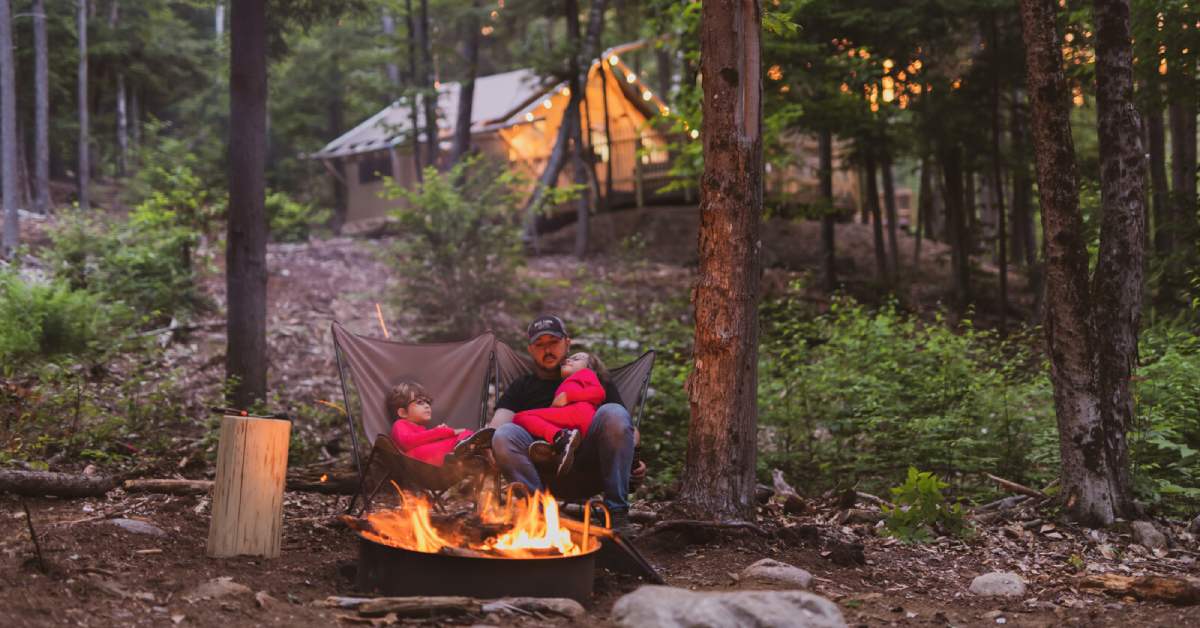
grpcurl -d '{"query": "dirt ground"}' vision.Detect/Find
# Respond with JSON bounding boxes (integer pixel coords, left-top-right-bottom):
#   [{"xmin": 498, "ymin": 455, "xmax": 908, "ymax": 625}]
[{"xmin": 2, "ymin": 207, "xmax": 1195, "ymax": 626}]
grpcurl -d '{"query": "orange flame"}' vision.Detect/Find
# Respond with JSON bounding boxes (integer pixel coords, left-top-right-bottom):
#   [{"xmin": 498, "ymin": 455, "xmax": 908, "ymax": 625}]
[{"xmin": 359, "ymin": 490, "xmax": 593, "ymax": 559}]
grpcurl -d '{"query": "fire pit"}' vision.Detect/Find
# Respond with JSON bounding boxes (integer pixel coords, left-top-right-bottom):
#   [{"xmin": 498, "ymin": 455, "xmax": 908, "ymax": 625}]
[{"xmin": 347, "ymin": 490, "xmax": 605, "ymax": 603}]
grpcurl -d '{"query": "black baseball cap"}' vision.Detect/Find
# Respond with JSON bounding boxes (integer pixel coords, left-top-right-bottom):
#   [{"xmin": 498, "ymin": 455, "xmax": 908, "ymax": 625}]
[{"xmin": 527, "ymin": 314, "xmax": 568, "ymax": 342}]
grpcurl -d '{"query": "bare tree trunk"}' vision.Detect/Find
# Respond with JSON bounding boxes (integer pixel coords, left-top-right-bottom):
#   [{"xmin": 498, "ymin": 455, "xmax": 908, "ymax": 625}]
[
  {"xmin": 405, "ymin": 0, "xmax": 422, "ymax": 181},
  {"xmin": 880, "ymin": 136, "xmax": 900, "ymax": 280},
  {"xmin": 681, "ymin": 0, "xmax": 762, "ymax": 522},
  {"xmin": 214, "ymin": 2, "xmax": 224, "ymax": 38},
  {"xmin": 417, "ymin": 0, "xmax": 437, "ymax": 169},
  {"xmin": 112, "ymin": 1, "xmax": 127, "ymax": 177},
  {"xmin": 566, "ymin": 0, "xmax": 589, "ymax": 258},
  {"xmin": 991, "ymin": 18, "xmax": 1008, "ymax": 332},
  {"xmin": 655, "ymin": 45, "xmax": 672, "ymax": 101},
  {"xmin": 1089, "ymin": 0, "xmax": 1144, "ymax": 522},
  {"xmin": 381, "ymin": 9, "xmax": 401, "ymax": 97},
  {"xmin": 940, "ymin": 142, "xmax": 970, "ymax": 307},
  {"xmin": 450, "ymin": 0, "xmax": 481, "ymax": 165},
  {"xmin": 1146, "ymin": 100, "xmax": 1168, "ymax": 258},
  {"xmin": 226, "ymin": 0, "xmax": 269, "ymax": 408},
  {"xmin": 819, "ymin": 128, "xmax": 836, "ymax": 291},
  {"xmin": 1167, "ymin": 67, "xmax": 1197, "ymax": 274},
  {"xmin": 521, "ymin": 0, "xmax": 607, "ymax": 244},
  {"xmin": 32, "ymin": 0, "xmax": 49, "ymax": 214},
  {"xmin": 77, "ymin": 0, "xmax": 89, "ymax": 211},
  {"xmin": 1010, "ymin": 90, "xmax": 1036, "ymax": 266},
  {"xmin": 914, "ymin": 154, "xmax": 930, "ymax": 266},
  {"xmin": 0, "ymin": 0, "xmax": 16, "ymax": 256},
  {"xmin": 130, "ymin": 87, "xmax": 140, "ymax": 147},
  {"xmin": 1019, "ymin": 0, "xmax": 1137, "ymax": 526},
  {"xmin": 864, "ymin": 145, "xmax": 888, "ymax": 282}
]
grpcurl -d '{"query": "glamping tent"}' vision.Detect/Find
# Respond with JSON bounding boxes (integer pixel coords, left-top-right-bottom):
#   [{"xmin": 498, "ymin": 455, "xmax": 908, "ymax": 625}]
[{"xmin": 312, "ymin": 43, "xmax": 679, "ymax": 226}]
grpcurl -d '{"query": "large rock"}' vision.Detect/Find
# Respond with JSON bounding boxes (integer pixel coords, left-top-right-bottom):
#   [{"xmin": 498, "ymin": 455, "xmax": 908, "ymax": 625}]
[
  {"xmin": 612, "ymin": 585, "xmax": 846, "ymax": 628},
  {"xmin": 969, "ymin": 572, "xmax": 1027, "ymax": 597},
  {"xmin": 1131, "ymin": 520, "xmax": 1167, "ymax": 550},
  {"xmin": 739, "ymin": 558, "xmax": 813, "ymax": 589}
]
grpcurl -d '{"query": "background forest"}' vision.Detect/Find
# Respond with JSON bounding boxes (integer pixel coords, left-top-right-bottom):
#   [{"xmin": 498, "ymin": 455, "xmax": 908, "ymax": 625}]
[{"xmin": 0, "ymin": 0, "xmax": 1198, "ymax": 523}]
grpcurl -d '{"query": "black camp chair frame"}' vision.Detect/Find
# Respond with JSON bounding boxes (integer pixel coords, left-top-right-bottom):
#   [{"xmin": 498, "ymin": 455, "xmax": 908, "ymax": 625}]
[{"xmin": 333, "ymin": 325, "xmax": 655, "ymax": 515}]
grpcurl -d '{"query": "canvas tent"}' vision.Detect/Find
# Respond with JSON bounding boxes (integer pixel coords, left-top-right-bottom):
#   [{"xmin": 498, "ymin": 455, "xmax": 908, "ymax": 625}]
[{"xmin": 311, "ymin": 43, "xmax": 679, "ymax": 226}]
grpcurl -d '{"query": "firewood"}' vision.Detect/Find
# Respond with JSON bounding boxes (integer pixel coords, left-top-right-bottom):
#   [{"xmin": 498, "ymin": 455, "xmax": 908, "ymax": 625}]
[
  {"xmin": 124, "ymin": 471, "xmax": 359, "ymax": 497},
  {"xmin": 985, "ymin": 473, "xmax": 1048, "ymax": 499},
  {"xmin": 356, "ymin": 596, "xmax": 482, "ymax": 617},
  {"xmin": 771, "ymin": 468, "xmax": 805, "ymax": 514},
  {"xmin": 0, "ymin": 469, "xmax": 117, "ymax": 498},
  {"xmin": 1081, "ymin": 573, "xmax": 1200, "ymax": 605},
  {"xmin": 206, "ymin": 415, "xmax": 290, "ymax": 558}
]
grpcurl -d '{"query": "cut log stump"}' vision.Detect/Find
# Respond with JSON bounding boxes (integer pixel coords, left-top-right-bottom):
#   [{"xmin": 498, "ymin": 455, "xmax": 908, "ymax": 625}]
[{"xmin": 206, "ymin": 415, "xmax": 290, "ymax": 558}]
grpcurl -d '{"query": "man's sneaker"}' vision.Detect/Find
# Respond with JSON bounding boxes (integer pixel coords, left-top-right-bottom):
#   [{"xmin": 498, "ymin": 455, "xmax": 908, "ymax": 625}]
[
  {"xmin": 528, "ymin": 439, "xmax": 556, "ymax": 464},
  {"xmin": 608, "ymin": 508, "xmax": 637, "ymax": 537},
  {"xmin": 452, "ymin": 427, "xmax": 495, "ymax": 458},
  {"xmin": 554, "ymin": 429, "xmax": 581, "ymax": 478}
]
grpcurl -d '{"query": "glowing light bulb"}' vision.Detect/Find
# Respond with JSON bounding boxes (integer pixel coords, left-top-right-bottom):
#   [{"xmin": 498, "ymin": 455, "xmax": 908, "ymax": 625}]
[
  {"xmin": 525, "ymin": 112, "xmax": 534, "ymax": 122},
  {"xmin": 689, "ymin": 129, "xmax": 700, "ymax": 139},
  {"xmin": 609, "ymin": 55, "xmax": 619, "ymax": 66},
  {"xmin": 642, "ymin": 90, "xmax": 652, "ymax": 101},
  {"xmin": 626, "ymin": 73, "xmax": 637, "ymax": 83},
  {"xmin": 542, "ymin": 99, "xmax": 552, "ymax": 109}
]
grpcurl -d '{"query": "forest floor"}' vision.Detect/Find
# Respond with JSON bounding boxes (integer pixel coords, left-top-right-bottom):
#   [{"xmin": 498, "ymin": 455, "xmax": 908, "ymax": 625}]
[{"xmin": 3, "ymin": 205, "xmax": 1196, "ymax": 626}]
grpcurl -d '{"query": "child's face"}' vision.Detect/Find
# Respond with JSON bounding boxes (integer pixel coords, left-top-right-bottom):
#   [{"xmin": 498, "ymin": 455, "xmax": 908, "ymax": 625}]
[
  {"xmin": 400, "ymin": 396, "xmax": 433, "ymax": 424},
  {"xmin": 561, "ymin": 352, "xmax": 590, "ymax": 377}
]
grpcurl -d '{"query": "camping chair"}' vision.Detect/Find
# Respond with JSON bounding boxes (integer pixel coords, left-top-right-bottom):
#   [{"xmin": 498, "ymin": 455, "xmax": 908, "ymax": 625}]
[{"xmin": 332, "ymin": 322, "xmax": 656, "ymax": 513}]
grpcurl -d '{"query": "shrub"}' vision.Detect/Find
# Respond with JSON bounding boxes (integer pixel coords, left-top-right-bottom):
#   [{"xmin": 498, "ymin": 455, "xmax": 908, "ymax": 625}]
[
  {"xmin": 0, "ymin": 270, "xmax": 126, "ymax": 372},
  {"xmin": 268, "ymin": 190, "xmax": 330, "ymax": 243},
  {"xmin": 881, "ymin": 467, "xmax": 972, "ymax": 543},
  {"xmin": 382, "ymin": 156, "xmax": 526, "ymax": 340}
]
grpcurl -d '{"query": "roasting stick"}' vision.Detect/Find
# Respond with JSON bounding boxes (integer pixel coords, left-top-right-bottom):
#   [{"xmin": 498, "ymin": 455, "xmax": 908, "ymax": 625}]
[{"xmin": 375, "ymin": 303, "xmax": 390, "ymax": 338}]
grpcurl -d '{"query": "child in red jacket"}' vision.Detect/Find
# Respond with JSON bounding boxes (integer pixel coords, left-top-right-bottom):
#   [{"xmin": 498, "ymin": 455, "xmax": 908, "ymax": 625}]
[
  {"xmin": 387, "ymin": 380, "xmax": 491, "ymax": 466},
  {"xmin": 515, "ymin": 352, "xmax": 610, "ymax": 477}
]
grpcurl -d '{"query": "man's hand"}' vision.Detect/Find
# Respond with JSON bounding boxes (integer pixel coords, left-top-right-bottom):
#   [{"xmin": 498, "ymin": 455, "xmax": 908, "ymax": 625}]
[{"xmin": 551, "ymin": 392, "xmax": 568, "ymax": 407}]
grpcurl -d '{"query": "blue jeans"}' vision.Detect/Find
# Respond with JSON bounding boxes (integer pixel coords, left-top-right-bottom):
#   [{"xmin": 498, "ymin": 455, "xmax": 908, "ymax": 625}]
[{"xmin": 492, "ymin": 403, "xmax": 634, "ymax": 512}]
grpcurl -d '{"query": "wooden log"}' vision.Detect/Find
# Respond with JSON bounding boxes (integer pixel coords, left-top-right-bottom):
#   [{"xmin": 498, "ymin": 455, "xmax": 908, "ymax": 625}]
[
  {"xmin": 0, "ymin": 469, "xmax": 116, "ymax": 498},
  {"xmin": 1081, "ymin": 573, "xmax": 1200, "ymax": 605},
  {"xmin": 771, "ymin": 468, "xmax": 805, "ymax": 514},
  {"xmin": 985, "ymin": 473, "xmax": 1048, "ymax": 499},
  {"xmin": 206, "ymin": 415, "xmax": 290, "ymax": 558},
  {"xmin": 357, "ymin": 596, "xmax": 482, "ymax": 617},
  {"xmin": 125, "ymin": 470, "xmax": 359, "ymax": 497}
]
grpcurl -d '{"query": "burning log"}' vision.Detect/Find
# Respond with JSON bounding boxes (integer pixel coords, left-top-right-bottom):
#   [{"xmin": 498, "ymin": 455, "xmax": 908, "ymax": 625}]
[
  {"xmin": 206, "ymin": 415, "xmax": 290, "ymax": 558},
  {"xmin": 0, "ymin": 469, "xmax": 117, "ymax": 498}
]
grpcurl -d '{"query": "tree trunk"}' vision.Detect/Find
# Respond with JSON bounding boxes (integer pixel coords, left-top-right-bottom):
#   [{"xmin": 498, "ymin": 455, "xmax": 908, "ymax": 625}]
[
  {"xmin": 1089, "ymin": 0, "xmax": 1143, "ymax": 522},
  {"xmin": 680, "ymin": 0, "xmax": 762, "ymax": 522},
  {"xmin": 405, "ymin": 0, "xmax": 422, "ymax": 181},
  {"xmin": 109, "ymin": 1, "xmax": 125, "ymax": 177},
  {"xmin": 990, "ymin": 21, "xmax": 1008, "ymax": 333},
  {"xmin": 226, "ymin": 0, "xmax": 269, "ymax": 409},
  {"xmin": 566, "ymin": 0, "xmax": 589, "ymax": 258},
  {"xmin": 32, "ymin": 0, "xmax": 49, "ymax": 214},
  {"xmin": 864, "ymin": 145, "xmax": 888, "ymax": 282},
  {"xmin": 450, "ymin": 1, "xmax": 481, "ymax": 165},
  {"xmin": 521, "ymin": 0, "xmax": 607, "ymax": 244},
  {"xmin": 940, "ymin": 142, "xmax": 970, "ymax": 307},
  {"xmin": 1010, "ymin": 90, "xmax": 1036, "ymax": 266},
  {"xmin": 1146, "ymin": 100, "xmax": 1168, "ymax": 259},
  {"xmin": 1167, "ymin": 71, "xmax": 1197, "ymax": 275},
  {"xmin": 418, "ymin": 0, "xmax": 437, "ymax": 169},
  {"xmin": 0, "ymin": 0, "xmax": 16, "ymax": 257},
  {"xmin": 381, "ymin": 9, "xmax": 401, "ymax": 98},
  {"xmin": 1019, "ymin": 0, "xmax": 1136, "ymax": 526},
  {"xmin": 206, "ymin": 415, "xmax": 290, "ymax": 558},
  {"xmin": 656, "ymin": 45, "xmax": 672, "ymax": 101},
  {"xmin": 214, "ymin": 2, "xmax": 224, "ymax": 38},
  {"xmin": 819, "ymin": 128, "xmax": 836, "ymax": 291},
  {"xmin": 880, "ymin": 136, "xmax": 900, "ymax": 280},
  {"xmin": 914, "ymin": 154, "xmax": 930, "ymax": 266},
  {"xmin": 77, "ymin": 0, "xmax": 89, "ymax": 211}
]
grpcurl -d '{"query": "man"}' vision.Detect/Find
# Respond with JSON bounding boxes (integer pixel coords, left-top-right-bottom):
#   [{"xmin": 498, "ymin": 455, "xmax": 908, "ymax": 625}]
[{"xmin": 489, "ymin": 314, "xmax": 637, "ymax": 532}]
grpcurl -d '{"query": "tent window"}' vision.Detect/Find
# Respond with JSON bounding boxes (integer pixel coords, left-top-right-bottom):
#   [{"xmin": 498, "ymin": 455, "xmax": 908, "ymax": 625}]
[{"xmin": 358, "ymin": 154, "xmax": 392, "ymax": 184}]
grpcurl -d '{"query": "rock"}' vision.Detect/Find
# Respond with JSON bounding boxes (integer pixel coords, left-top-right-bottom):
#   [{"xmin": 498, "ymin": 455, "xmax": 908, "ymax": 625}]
[
  {"xmin": 255, "ymin": 591, "xmax": 278, "ymax": 609},
  {"xmin": 739, "ymin": 558, "xmax": 813, "ymax": 589},
  {"xmin": 612, "ymin": 585, "xmax": 846, "ymax": 628},
  {"xmin": 184, "ymin": 577, "xmax": 252, "ymax": 602},
  {"xmin": 107, "ymin": 518, "xmax": 167, "ymax": 537},
  {"xmin": 1131, "ymin": 520, "xmax": 1167, "ymax": 550},
  {"xmin": 1188, "ymin": 514, "xmax": 1200, "ymax": 536},
  {"xmin": 969, "ymin": 572, "xmax": 1027, "ymax": 598}
]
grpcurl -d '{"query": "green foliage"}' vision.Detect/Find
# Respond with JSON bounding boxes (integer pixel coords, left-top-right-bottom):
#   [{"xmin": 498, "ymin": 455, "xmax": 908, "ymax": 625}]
[
  {"xmin": 268, "ymin": 190, "xmax": 330, "ymax": 242},
  {"xmin": 882, "ymin": 467, "xmax": 971, "ymax": 543},
  {"xmin": 1132, "ymin": 320, "xmax": 1200, "ymax": 511},
  {"xmin": 382, "ymin": 156, "xmax": 526, "ymax": 340},
  {"xmin": 0, "ymin": 270, "xmax": 125, "ymax": 372}
]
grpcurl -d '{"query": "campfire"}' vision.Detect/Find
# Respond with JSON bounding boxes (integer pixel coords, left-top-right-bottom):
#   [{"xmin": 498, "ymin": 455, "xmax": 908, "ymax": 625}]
[
  {"xmin": 350, "ymin": 488, "xmax": 600, "ymax": 559},
  {"xmin": 347, "ymin": 488, "xmax": 605, "ymax": 602}
]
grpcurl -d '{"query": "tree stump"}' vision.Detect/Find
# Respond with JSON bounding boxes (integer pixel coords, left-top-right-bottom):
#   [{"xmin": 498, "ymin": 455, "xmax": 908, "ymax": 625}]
[{"xmin": 206, "ymin": 415, "xmax": 290, "ymax": 558}]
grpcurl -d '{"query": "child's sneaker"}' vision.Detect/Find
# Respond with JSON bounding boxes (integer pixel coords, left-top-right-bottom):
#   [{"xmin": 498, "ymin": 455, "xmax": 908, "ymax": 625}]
[
  {"xmin": 553, "ymin": 429, "xmax": 581, "ymax": 478},
  {"xmin": 528, "ymin": 439, "xmax": 556, "ymax": 464},
  {"xmin": 452, "ymin": 427, "xmax": 495, "ymax": 458}
]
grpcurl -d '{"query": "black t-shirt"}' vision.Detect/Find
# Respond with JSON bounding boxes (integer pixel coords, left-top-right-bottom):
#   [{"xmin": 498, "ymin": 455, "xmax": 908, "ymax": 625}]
[{"xmin": 497, "ymin": 374, "xmax": 623, "ymax": 414}]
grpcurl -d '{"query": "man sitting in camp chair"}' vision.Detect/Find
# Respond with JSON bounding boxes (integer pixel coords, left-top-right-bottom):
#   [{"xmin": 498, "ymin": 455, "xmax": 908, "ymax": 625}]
[{"xmin": 488, "ymin": 315, "xmax": 644, "ymax": 534}]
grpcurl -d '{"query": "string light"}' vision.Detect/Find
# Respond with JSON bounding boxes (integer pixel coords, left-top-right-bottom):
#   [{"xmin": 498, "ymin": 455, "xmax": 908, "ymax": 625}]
[
  {"xmin": 642, "ymin": 90, "xmax": 652, "ymax": 101},
  {"xmin": 689, "ymin": 129, "xmax": 700, "ymax": 139},
  {"xmin": 542, "ymin": 99, "xmax": 552, "ymax": 109},
  {"xmin": 609, "ymin": 55, "xmax": 619, "ymax": 66},
  {"xmin": 480, "ymin": 25, "xmax": 494, "ymax": 36},
  {"xmin": 525, "ymin": 112, "xmax": 535, "ymax": 122},
  {"xmin": 626, "ymin": 72, "xmax": 637, "ymax": 83}
]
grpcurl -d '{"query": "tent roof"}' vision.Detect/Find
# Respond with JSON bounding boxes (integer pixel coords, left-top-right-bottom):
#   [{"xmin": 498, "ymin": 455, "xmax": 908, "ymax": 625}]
[{"xmin": 312, "ymin": 68, "xmax": 552, "ymax": 159}]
